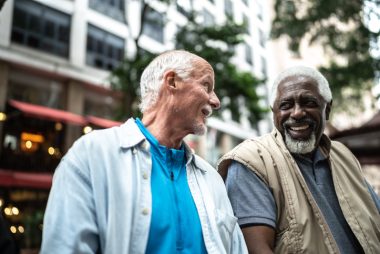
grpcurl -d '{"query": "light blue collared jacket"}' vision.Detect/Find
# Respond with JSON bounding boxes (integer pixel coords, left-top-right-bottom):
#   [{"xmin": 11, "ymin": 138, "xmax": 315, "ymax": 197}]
[{"xmin": 41, "ymin": 118, "xmax": 247, "ymax": 254}]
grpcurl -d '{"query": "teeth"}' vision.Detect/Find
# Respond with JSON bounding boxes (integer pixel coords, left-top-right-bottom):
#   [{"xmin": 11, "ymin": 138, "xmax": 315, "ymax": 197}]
[
  {"xmin": 290, "ymin": 125, "xmax": 308, "ymax": 131},
  {"xmin": 202, "ymin": 107, "xmax": 212, "ymax": 117}
]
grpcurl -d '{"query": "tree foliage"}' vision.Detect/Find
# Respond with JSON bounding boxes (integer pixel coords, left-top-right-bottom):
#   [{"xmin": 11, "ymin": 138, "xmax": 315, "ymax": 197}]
[
  {"xmin": 110, "ymin": 1, "xmax": 266, "ymax": 126},
  {"xmin": 271, "ymin": 0, "xmax": 380, "ymax": 111},
  {"xmin": 175, "ymin": 15, "xmax": 266, "ymax": 126}
]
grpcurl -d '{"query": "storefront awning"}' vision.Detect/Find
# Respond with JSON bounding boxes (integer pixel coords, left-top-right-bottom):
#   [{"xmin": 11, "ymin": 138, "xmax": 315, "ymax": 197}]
[
  {"xmin": 0, "ymin": 169, "xmax": 52, "ymax": 189},
  {"xmin": 9, "ymin": 99, "xmax": 87, "ymax": 126},
  {"xmin": 87, "ymin": 115, "xmax": 122, "ymax": 128}
]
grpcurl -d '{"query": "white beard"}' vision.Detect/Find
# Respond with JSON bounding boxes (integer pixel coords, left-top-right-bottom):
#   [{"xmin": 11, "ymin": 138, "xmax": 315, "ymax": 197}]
[
  {"xmin": 193, "ymin": 122, "xmax": 207, "ymax": 136},
  {"xmin": 284, "ymin": 131, "xmax": 316, "ymax": 154}
]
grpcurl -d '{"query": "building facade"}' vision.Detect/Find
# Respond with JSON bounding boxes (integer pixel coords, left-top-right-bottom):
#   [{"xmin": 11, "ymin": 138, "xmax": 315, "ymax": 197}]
[{"xmin": 0, "ymin": 0, "xmax": 271, "ymax": 251}]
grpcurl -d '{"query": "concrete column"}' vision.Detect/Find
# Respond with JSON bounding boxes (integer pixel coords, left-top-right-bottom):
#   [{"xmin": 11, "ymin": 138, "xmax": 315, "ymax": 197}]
[
  {"xmin": 64, "ymin": 81, "xmax": 84, "ymax": 152},
  {"xmin": 69, "ymin": 0, "xmax": 88, "ymax": 67},
  {"xmin": 220, "ymin": 133, "xmax": 233, "ymax": 155},
  {"xmin": 197, "ymin": 135, "xmax": 207, "ymax": 159},
  {"xmin": 0, "ymin": 0, "xmax": 14, "ymax": 47},
  {"xmin": 0, "ymin": 62, "xmax": 9, "ymax": 155}
]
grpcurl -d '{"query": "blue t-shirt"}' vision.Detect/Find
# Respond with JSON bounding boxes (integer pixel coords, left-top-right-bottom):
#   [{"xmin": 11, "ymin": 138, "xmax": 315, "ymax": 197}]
[{"xmin": 136, "ymin": 119, "xmax": 207, "ymax": 254}]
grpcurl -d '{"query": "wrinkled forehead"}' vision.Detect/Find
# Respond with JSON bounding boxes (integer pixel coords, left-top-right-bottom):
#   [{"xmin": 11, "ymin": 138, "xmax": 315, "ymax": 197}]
[
  {"xmin": 276, "ymin": 75, "xmax": 320, "ymax": 98},
  {"xmin": 279, "ymin": 75, "xmax": 318, "ymax": 88}
]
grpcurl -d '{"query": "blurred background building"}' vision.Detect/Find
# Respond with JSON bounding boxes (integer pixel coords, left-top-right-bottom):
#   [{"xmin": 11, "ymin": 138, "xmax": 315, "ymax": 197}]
[
  {"xmin": 0, "ymin": 0, "xmax": 379, "ymax": 252},
  {"xmin": 0, "ymin": 0, "xmax": 270, "ymax": 251}
]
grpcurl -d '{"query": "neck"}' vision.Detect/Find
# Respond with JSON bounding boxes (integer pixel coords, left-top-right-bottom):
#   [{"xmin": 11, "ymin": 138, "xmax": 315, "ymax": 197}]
[{"xmin": 141, "ymin": 111, "xmax": 187, "ymax": 149}]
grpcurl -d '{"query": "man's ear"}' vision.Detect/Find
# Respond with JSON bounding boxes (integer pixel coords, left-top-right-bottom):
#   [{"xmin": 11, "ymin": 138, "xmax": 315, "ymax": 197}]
[
  {"xmin": 325, "ymin": 100, "xmax": 332, "ymax": 120},
  {"xmin": 163, "ymin": 70, "xmax": 176, "ymax": 89}
]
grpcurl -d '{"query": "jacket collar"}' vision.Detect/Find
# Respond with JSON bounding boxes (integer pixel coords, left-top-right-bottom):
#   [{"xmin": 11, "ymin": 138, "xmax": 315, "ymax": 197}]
[
  {"xmin": 118, "ymin": 118, "xmax": 146, "ymax": 149},
  {"xmin": 117, "ymin": 118, "xmax": 205, "ymax": 171}
]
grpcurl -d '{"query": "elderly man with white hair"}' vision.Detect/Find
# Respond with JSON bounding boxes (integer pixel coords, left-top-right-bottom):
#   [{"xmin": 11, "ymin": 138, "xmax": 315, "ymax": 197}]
[
  {"xmin": 41, "ymin": 50, "xmax": 248, "ymax": 254},
  {"xmin": 218, "ymin": 66, "xmax": 380, "ymax": 254}
]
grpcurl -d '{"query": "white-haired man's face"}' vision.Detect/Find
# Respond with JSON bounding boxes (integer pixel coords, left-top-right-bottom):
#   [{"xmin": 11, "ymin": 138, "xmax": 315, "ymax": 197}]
[
  {"xmin": 272, "ymin": 75, "xmax": 331, "ymax": 155},
  {"xmin": 170, "ymin": 59, "xmax": 220, "ymax": 136}
]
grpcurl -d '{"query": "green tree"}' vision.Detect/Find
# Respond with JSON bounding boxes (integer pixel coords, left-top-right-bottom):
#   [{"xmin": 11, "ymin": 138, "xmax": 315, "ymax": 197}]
[
  {"xmin": 110, "ymin": 1, "xmax": 266, "ymax": 126},
  {"xmin": 175, "ymin": 15, "xmax": 266, "ymax": 126},
  {"xmin": 109, "ymin": 1, "xmax": 158, "ymax": 120},
  {"xmin": 271, "ymin": 0, "xmax": 380, "ymax": 111}
]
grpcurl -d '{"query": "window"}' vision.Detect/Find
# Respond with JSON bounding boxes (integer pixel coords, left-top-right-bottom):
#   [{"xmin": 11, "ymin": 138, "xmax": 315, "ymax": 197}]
[
  {"xmin": 224, "ymin": 0, "xmax": 233, "ymax": 17},
  {"xmin": 203, "ymin": 9, "xmax": 215, "ymax": 27},
  {"xmin": 261, "ymin": 56, "xmax": 267, "ymax": 77},
  {"xmin": 176, "ymin": 0, "xmax": 192, "ymax": 18},
  {"xmin": 142, "ymin": 7, "xmax": 164, "ymax": 43},
  {"xmin": 11, "ymin": 0, "xmax": 70, "ymax": 58},
  {"xmin": 89, "ymin": 0, "xmax": 125, "ymax": 22},
  {"xmin": 86, "ymin": 24, "xmax": 125, "ymax": 71},
  {"xmin": 257, "ymin": 2, "xmax": 263, "ymax": 20},
  {"xmin": 245, "ymin": 44, "xmax": 253, "ymax": 65},
  {"xmin": 259, "ymin": 28, "xmax": 266, "ymax": 47},
  {"xmin": 243, "ymin": 15, "xmax": 250, "ymax": 34},
  {"xmin": 8, "ymin": 80, "xmax": 64, "ymax": 109},
  {"xmin": 84, "ymin": 90, "xmax": 118, "ymax": 119}
]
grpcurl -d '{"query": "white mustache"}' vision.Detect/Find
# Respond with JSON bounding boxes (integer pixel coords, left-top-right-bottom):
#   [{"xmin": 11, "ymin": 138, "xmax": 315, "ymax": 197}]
[{"xmin": 203, "ymin": 105, "xmax": 212, "ymax": 117}]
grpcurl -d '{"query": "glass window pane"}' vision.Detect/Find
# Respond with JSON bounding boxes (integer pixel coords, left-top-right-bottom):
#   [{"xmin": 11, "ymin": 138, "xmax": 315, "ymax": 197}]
[
  {"xmin": 44, "ymin": 20, "xmax": 55, "ymax": 38},
  {"xmin": 95, "ymin": 58, "xmax": 103, "ymax": 68},
  {"xmin": 13, "ymin": 8, "xmax": 26, "ymax": 28},
  {"xmin": 27, "ymin": 35, "xmax": 40, "ymax": 48},
  {"xmin": 11, "ymin": 0, "xmax": 70, "ymax": 58},
  {"xmin": 142, "ymin": 7, "xmax": 164, "ymax": 43},
  {"xmin": 96, "ymin": 40, "xmax": 103, "ymax": 54},
  {"xmin": 11, "ymin": 30, "xmax": 24, "ymax": 44},
  {"xmin": 29, "ymin": 15, "xmax": 41, "ymax": 33},
  {"xmin": 107, "ymin": 45, "xmax": 114, "ymax": 58},
  {"xmin": 58, "ymin": 26, "xmax": 69, "ymax": 43},
  {"xmin": 89, "ymin": 0, "xmax": 125, "ymax": 22},
  {"xmin": 87, "ymin": 36, "xmax": 94, "ymax": 51},
  {"xmin": 86, "ymin": 24, "xmax": 124, "ymax": 70}
]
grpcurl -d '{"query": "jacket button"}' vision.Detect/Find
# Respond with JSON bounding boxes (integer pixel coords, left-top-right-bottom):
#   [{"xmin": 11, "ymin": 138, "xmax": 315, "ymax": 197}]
[
  {"xmin": 142, "ymin": 208, "xmax": 149, "ymax": 215},
  {"xmin": 142, "ymin": 172, "xmax": 148, "ymax": 179}
]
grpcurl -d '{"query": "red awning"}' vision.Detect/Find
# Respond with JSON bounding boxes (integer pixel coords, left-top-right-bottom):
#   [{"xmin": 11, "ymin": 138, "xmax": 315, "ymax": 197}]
[
  {"xmin": 9, "ymin": 99, "xmax": 87, "ymax": 126},
  {"xmin": 87, "ymin": 115, "xmax": 122, "ymax": 128},
  {"xmin": 0, "ymin": 169, "xmax": 52, "ymax": 189}
]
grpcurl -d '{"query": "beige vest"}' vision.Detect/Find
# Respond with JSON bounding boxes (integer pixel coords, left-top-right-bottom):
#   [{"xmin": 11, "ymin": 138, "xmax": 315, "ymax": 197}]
[{"xmin": 218, "ymin": 129, "xmax": 380, "ymax": 254}]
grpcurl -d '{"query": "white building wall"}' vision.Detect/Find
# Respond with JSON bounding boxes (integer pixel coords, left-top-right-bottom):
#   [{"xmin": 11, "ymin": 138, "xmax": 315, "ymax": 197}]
[{"xmin": 0, "ymin": 0, "xmax": 273, "ymax": 162}]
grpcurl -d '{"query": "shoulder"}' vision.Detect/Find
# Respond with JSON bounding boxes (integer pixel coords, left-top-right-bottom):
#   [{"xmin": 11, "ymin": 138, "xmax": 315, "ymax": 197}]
[
  {"xmin": 330, "ymin": 140, "xmax": 359, "ymax": 164},
  {"xmin": 59, "ymin": 125, "xmax": 130, "ymax": 178},
  {"xmin": 193, "ymin": 155, "xmax": 225, "ymax": 184},
  {"xmin": 193, "ymin": 154, "xmax": 217, "ymax": 173},
  {"xmin": 330, "ymin": 140, "xmax": 353, "ymax": 154},
  {"xmin": 75, "ymin": 126, "xmax": 120, "ymax": 148},
  {"xmin": 192, "ymin": 154, "xmax": 227, "ymax": 190},
  {"xmin": 218, "ymin": 134, "xmax": 272, "ymax": 180}
]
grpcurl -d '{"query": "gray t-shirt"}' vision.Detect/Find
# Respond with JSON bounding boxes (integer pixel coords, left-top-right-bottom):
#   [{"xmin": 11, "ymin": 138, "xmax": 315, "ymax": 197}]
[{"xmin": 225, "ymin": 149, "xmax": 380, "ymax": 254}]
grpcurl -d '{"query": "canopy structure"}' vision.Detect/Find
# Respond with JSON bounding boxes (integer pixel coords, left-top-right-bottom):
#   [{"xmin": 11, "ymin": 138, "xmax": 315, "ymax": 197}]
[
  {"xmin": 9, "ymin": 99, "xmax": 87, "ymax": 126},
  {"xmin": 0, "ymin": 169, "xmax": 52, "ymax": 189},
  {"xmin": 331, "ymin": 111, "xmax": 380, "ymax": 165},
  {"xmin": 8, "ymin": 99, "xmax": 122, "ymax": 128},
  {"xmin": 86, "ymin": 115, "xmax": 122, "ymax": 128}
]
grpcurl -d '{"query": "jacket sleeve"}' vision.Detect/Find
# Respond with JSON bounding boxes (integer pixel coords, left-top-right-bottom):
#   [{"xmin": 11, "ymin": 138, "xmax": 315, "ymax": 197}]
[
  {"xmin": 40, "ymin": 140, "xmax": 99, "ymax": 254},
  {"xmin": 230, "ymin": 223, "xmax": 248, "ymax": 254}
]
